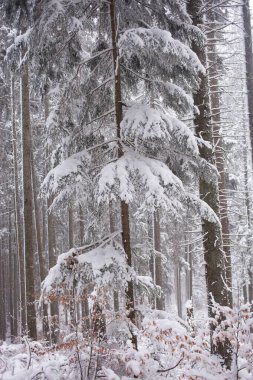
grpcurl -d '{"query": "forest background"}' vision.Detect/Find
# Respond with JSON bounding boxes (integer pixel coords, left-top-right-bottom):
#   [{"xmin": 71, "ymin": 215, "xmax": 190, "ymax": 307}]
[{"xmin": 1, "ymin": 0, "xmax": 253, "ymax": 379}]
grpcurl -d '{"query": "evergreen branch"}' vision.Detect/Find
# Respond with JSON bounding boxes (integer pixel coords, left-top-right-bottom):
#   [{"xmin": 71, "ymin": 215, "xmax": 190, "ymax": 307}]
[
  {"xmin": 87, "ymin": 76, "xmax": 114, "ymax": 96},
  {"xmin": 75, "ymin": 230, "xmax": 122, "ymax": 255},
  {"xmin": 121, "ymin": 63, "xmax": 154, "ymax": 83},
  {"xmin": 74, "ymin": 48, "xmax": 113, "ymax": 79},
  {"xmin": 86, "ymin": 108, "xmax": 115, "ymax": 125},
  {"xmin": 54, "ymin": 31, "xmax": 77, "ymax": 59}
]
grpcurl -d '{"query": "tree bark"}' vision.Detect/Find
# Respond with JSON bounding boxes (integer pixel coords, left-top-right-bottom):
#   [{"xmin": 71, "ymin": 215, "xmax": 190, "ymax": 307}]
[
  {"xmin": 45, "ymin": 90, "xmax": 59, "ymax": 342},
  {"xmin": 242, "ymin": 0, "xmax": 253, "ymax": 303},
  {"xmin": 109, "ymin": 0, "xmax": 137, "ymax": 349},
  {"xmin": 188, "ymin": 0, "xmax": 232, "ymax": 368},
  {"xmin": 11, "ymin": 75, "xmax": 24, "ymax": 336},
  {"xmin": 109, "ymin": 201, "xmax": 119, "ymax": 312},
  {"xmin": 206, "ymin": 9, "xmax": 232, "ymax": 304},
  {"xmin": 7, "ymin": 208, "xmax": 13, "ymax": 341},
  {"xmin": 154, "ymin": 210, "xmax": 165, "ymax": 310},
  {"xmin": 47, "ymin": 196, "xmax": 59, "ymax": 343},
  {"xmin": 68, "ymin": 206, "xmax": 74, "ymax": 249},
  {"xmin": 21, "ymin": 56, "xmax": 37, "ymax": 339}
]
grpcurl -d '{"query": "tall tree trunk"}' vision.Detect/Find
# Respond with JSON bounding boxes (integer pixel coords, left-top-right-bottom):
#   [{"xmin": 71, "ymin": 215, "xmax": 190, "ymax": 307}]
[
  {"xmin": 68, "ymin": 205, "xmax": 76, "ymax": 331},
  {"xmin": 242, "ymin": 0, "xmax": 253, "ymax": 303},
  {"xmin": 21, "ymin": 56, "xmax": 37, "ymax": 339},
  {"xmin": 47, "ymin": 196, "xmax": 59, "ymax": 343},
  {"xmin": 31, "ymin": 154, "xmax": 44, "ymax": 280},
  {"xmin": 7, "ymin": 208, "xmax": 14, "ymax": 341},
  {"xmin": 11, "ymin": 75, "xmax": 24, "ymax": 336},
  {"xmin": 78, "ymin": 205, "xmax": 90, "ymax": 330},
  {"xmin": 45, "ymin": 91, "xmax": 59, "ymax": 343},
  {"xmin": 109, "ymin": 201, "xmax": 119, "ymax": 312},
  {"xmin": 68, "ymin": 206, "xmax": 74, "ymax": 249},
  {"xmin": 148, "ymin": 215, "xmax": 156, "ymax": 308},
  {"xmin": 79, "ymin": 204, "xmax": 84, "ymax": 246},
  {"xmin": 31, "ymin": 153, "xmax": 49, "ymax": 339},
  {"xmin": 206, "ymin": 9, "xmax": 232, "ymax": 303},
  {"xmin": 188, "ymin": 0, "xmax": 232, "ymax": 368},
  {"xmin": 154, "ymin": 210, "xmax": 164, "ymax": 310},
  {"xmin": 175, "ymin": 263, "xmax": 182, "ymax": 318},
  {"xmin": 109, "ymin": 0, "xmax": 137, "ymax": 349},
  {"xmin": 0, "ymin": 243, "xmax": 6, "ymax": 341}
]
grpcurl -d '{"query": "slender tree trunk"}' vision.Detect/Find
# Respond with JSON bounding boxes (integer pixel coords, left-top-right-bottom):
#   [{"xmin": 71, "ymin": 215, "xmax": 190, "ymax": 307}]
[
  {"xmin": 109, "ymin": 201, "xmax": 119, "ymax": 312},
  {"xmin": 242, "ymin": 0, "xmax": 253, "ymax": 303},
  {"xmin": 188, "ymin": 0, "xmax": 232, "ymax": 368},
  {"xmin": 109, "ymin": 0, "xmax": 137, "ymax": 349},
  {"xmin": 186, "ymin": 242, "xmax": 193, "ymax": 302},
  {"xmin": 148, "ymin": 216, "xmax": 155, "ymax": 308},
  {"xmin": 79, "ymin": 204, "xmax": 84, "ymax": 246},
  {"xmin": 175, "ymin": 264, "xmax": 182, "ymax": 318},
  {"xmin": 0, "ymin": 243, "xmax": 6, "ymax": 341},
  {"xmin": 31, "ymin": 155, "xmax": 44, "ymax": 281},
  {"xmin": 68, "ymin": 206, "xmax": 74, "ymax": 249},
  {"xmin": 68, "ymin": 205, "xmax": 76, "ymax": 331},
  {"xmin": 78, "ymin": 205, "xmax": 90, "ymax": 330},
  {"xmin": 154, "ymin": 210, "xmax": 165, "ymax": 310},
  {"xmin": 43, "ymin": 92, "xmax": 58, "ymax": 343},
  {"xmin": 12, "ymin": 241, "xmax": 18, "ymax": 337},
  {"xmin": 21, "ymin": 55, "xmax": 37, "ymax": 339},
  {"xmin": 47, "ymin": 197, "xmax": 59, "ymax": 343},
  {"xmin": 11, "ymin": 75, "xmax": 24, "ymax": 336},
  {"xmin": 7, "ymin": 208, "xmax": 14, "ymax": 341}
]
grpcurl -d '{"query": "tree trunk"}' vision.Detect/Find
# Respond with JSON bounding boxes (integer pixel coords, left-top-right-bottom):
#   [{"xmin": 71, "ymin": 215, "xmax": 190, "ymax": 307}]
[
  {"xmin": 11, "ymin": 75, "xmax": 24, "ymax": 336},
  {"xmin": 242, "ymin": 0, "xmax": 253, "ymax": 303},
  {"xmin": 68, "ymin": 206, "xmax": 74, "ymax": 249},
  {"xmin": 68, "ymin": 205, "xmax": 76, "ymax": 331},
  {"xmin": 21, "ymin": 56, "xmax": 37, "ymax": 339},
  {"xmin": 78, "ymin": 205, "xmax": 90, "ymax": 331},
  {"xmin": 175, "ymin": 263, "xmax": 182, "ymax": 318},
  {"xmin": 206, "ymin": 9, "xmax": 232, "ymax": 304},
  {"xmin": 154, "ymin": 210, "xmax": 165, "ymax": 310},
  {"xmin": 109, "ymin": 0, "xmax": 137, "ymax": 349},
  {"xmin": 188, "ymin": 0, "xmax": 232, "ymax": 368},
  {"xmin": 0, "ymin": 243, "xmax": 6, "ymax": 341},
  {"xmin": 31, "ymin": 154, "xmax": 44, "ymax": 281},
  {"xmin": 47, "ymin": 196, "xmax": 59, "ymax": 343},
  {"xmin": 109, "ymin": 201, "xmax": 119, "ymax": 312},
  {"xmin": 7, "ymin": 208, "xmax": 13, "ymax": 341},
  {"xmin": 44, "ymin": 93, "xmax": 59, "ymax": 343},
  {"xmin": 79, "ymin": 204, "xmax": 84, "ymax": 246}
]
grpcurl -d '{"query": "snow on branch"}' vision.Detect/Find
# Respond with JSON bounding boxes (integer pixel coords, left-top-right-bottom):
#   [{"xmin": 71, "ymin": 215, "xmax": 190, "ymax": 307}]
[
  {"xmin": 97, "ymin": 148, "xmax": 184, "ymax": 210},
  {"xmin": 5, "ymin": 28, "xmax": 32, "ymax": 58},
  {"xmin": 168, "ymin": 115, "xmax": 199, "ymax": 156},
  {"xmin": 121, "ymin": 104, "xmax": 170, "ymax": 143},
  {"xmin": 119, "ymin": 27, "xmax": 205, "ymax": 78},
  {"xmin": 121, "ymin": 103, "xmax": 199, "ymax": 156},
  {"xmin": 41, "ymin": 149, "xmax": 91, "ymax": 202},
  {"xmin": 156, "ymin": 81, "xmax": 194, "ymax": 114},
  {"xmin": 185, "ymin": 193, "xmax": 221, "ymax": 226},
  {"xmin": 136, "ymin": 275, "xmax": 161, "ymax": 297},
  {"xmin": 42, "ymin": 240, "xmax": 129, "ymax": 296}
]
